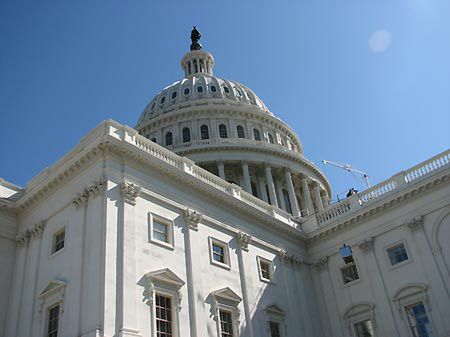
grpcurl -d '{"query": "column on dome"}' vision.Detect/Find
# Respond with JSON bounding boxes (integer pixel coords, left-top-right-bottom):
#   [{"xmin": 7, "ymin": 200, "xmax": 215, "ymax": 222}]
[
  {"xmin": 300, "ymin": 174, "xmax": 314, "ymax": 216},
  {"xmin": 257, "ymin": 171, "xmax": 269, "ymax": 203},
  {"xmin": 217, "ymin": 161, "xmax": 226, "ymax": 180},
  {"xmin": 265, "ymin": 165, "xmax": 278, "ymax": 207},
  {"xmin": 191, "ymin": 119, "xmax": 198, "ymax": 140},
  {"xmin": 241, "ymin": 161, "xmax": 252, "ymax": 193},
  {"xmin": 312, "ymin": 181, "xmax": 324, "ymax": 212},
  {"xmin": 246, "ymin": 121, "xmax": 253, "ymax": 140},
  {"xmin": 276, "ymin": 180, "xmax": 286, "ymax": 210},
  {"xmin": 210, "ymin": 118, "xmax": 217, "ymax": 138},
  {"xmin": 321, "ymin": 192, "xmax": 330, "ymax": 209},
  {"xmin": 284, "ymin": 169, "xmax": 301, "ymax": 217}
]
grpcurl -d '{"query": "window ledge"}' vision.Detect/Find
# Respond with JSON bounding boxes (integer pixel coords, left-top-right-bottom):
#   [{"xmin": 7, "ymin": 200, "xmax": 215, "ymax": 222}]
[
  {"xmin": 150, "ymin": 239, "xmax": 174, "ymax": 251},
  {"xmin": 49, "ymin": 247, "xmax": 65, "ymax": 260},
  {"xmin": 389, "ymin": 258, "xmax": 412, "ymax": 270},
  {"xmin": 343, "ymin": 278, "xmax": 362, "ymax": 288},
  {"xmin": 211, "ymin": 260, "xmax": 231, "ymax": 270}
]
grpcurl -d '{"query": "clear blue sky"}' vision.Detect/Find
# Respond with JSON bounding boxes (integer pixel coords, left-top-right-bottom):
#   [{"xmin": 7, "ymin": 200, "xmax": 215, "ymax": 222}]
[{"xmin": 1, "ymin": 0, "xmax": 449, "ymax": 200}]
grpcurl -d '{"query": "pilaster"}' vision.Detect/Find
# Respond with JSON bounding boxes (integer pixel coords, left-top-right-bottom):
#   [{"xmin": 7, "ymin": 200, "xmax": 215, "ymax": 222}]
[{"xmin": 118, "ymin": 181, "xmax": 142, "ymax": 337}]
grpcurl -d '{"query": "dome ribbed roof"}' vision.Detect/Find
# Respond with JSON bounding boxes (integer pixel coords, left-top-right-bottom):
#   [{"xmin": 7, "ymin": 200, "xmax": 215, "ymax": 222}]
[{"xmin": 137, "ymin": 75, "xmax": 272, "ymax": 125}]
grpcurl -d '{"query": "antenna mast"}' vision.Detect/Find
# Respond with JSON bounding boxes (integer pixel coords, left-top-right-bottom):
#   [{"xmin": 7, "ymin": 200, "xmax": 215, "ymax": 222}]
[{"xmin": 322, "ymin": 160, "xmax": 371, "ymax": 188}]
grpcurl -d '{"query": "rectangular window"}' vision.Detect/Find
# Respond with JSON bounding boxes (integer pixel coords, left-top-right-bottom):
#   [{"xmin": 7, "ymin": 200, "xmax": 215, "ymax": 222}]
[
  {"xmin": 209, "ymin": 237, "xmax": 230, "ymax": 268},
  {"xmin": 155, "ymin": 294, "xmax": 173, "ymax": 337},
  {"xmin": 47, "ymin": 305, "xmax": 60, "ymax": 337},
  {"xmin": 149, "ymin": 214, "xmax": 174, "ymax": 250},
  {"xmin": 219, "ymin": 310, "xmax": 233, "ymax": 337},
  {"xmin": 257, "ymin": 256, "xmax": 274, "ymax": 282},
  {"xmin": 213, "ymin": 243, "xmax": 225, "ymax": 263},
  {"xmin": 52, "ymin": 229, "xmax": 65, "ymax": 254},
  {"xmin": 354, "ymin": 319, "xmax": 374, "ymax": 337},
  {"xmin": 387, "ymin": 243, "xmax": 409, "ymax": 266},
  {"xmin": 405, "ymin": 302, "xmax": 434, "ymax": 337},
  {"xmin": 269, "ymin": 321, "xmax": 281, "ymax": 337},
  {"xmin": 153, "ymin": 221, "xmax": 169, "ymax": 243},
  {"xmin": 341, "ymin": 262, "xmax": 359, "ymax": 284}
]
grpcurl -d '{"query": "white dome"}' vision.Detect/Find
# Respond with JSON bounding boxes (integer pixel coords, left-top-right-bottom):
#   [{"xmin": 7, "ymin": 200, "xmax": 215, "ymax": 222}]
[{"xmin": 137, "ymin": 75, "xmax": 271, "ymax": 126}]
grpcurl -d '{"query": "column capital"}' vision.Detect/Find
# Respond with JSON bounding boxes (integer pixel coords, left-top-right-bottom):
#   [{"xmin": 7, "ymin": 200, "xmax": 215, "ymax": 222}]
[
  {"xmin": 299, "ymin": 173, "xmax": 309, "ymax": 181},
  {"xmin": 406, "ymin": 215, "xmax": 424, "ymax": 232},
  {"xmin": 121, "ymin": 181, "xmax": 142, "ymax": 205},
  {"xmin": 312, "ymin": 180, "xmax": 320, "ymax": 188},
  {"xmin": 184, "ymin": 208, "xmax": 203, "ymax": 231},
  {"xmin": 358, "ymin": 237, "xmax": 375, "ymax": 252},
  {"xmin": 312, "ymin": 256, "xmax": 328, "ymax": 271},
  {"xmin": 236, "ymin": 231, "xmax": 252, "ymax": 251}
]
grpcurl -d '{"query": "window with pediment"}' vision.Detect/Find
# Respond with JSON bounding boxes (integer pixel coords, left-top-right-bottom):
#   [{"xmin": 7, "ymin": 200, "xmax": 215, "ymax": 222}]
[
  {"xmin": 210, "ymin": 287, "xmax": 242, "ymax": 337},
  {"xmin": 343, "ymin": 302, "xmax": 377, "ymax": 337},
  {"xmin": 38, "ymin": 280, "xmax": 67, "ymax": 337},
  {"xmin": 144, "ymin": 268, "xmax": 185, "ymax": 337},
  {"xmin": 264, "ymin": 304, "xmax": 286, "ymax": 337},
  {"xmin": 392, "ymin": 283, "xmax": 435, "ymax": 337}
]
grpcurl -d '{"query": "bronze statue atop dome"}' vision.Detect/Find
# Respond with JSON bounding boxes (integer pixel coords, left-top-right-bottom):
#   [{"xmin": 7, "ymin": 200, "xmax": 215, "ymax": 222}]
[{"xmin": 190, "ymin": 26, "xmax": 202, "ymax": 51}]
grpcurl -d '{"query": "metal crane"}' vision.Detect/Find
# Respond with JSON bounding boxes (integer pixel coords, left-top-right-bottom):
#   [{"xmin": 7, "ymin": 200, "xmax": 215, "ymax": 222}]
[{"xmin": 322, "ymin": 160, "xmax": 371, "ymax": 188}]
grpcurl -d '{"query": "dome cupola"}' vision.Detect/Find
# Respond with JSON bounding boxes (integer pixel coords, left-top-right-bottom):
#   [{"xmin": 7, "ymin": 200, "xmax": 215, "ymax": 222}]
[{"xmin": 181, "ymin": 27, "xmax": 215, "ymax": 78}]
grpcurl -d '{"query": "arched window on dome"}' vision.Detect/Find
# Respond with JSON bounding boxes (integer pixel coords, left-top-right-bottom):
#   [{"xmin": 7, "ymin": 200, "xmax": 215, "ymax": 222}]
[
  {"xmin": 237, "ymin": 125, "xmax": 245, "ymax": 139},
  {"xmin": 282, "ymin": 189, "xmax": 292, "ymax": 214},
  {"xmin": 268, "ymin": 133, "xmax": 275, "ymax": 144},
  {"xmin": 199, "ymin": 59, "xmax": 204, "ymax": 73},
  {"xmin": 253, "ymin": 129, "xmax": 261, "ymax": 141},
  {"xmin": 200, "ymin": 125, "xmax": 209, "ymax": 140},
  {"xmin": 223, "ymin": 86, "xmax": 230, "ymax": 94},
  {"xmin": 182, "ymin": 127, "xmax": 191, "ymax": 143},
  {"xmin": 219, "ymin": 124, "xmax": 228, "ymax": 138},
  {"xmin": 165, "ymin": 132, "xmax": 173, "ymax": 146}
]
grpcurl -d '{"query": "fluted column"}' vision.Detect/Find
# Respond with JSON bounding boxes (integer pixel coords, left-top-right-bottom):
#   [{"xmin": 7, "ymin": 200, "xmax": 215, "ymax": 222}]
[
  {"xmin": 242, "ymin": 161, "xmax": 252, "ymax": 193},
  {"xmin": 217, "ymin": 161, "xmax": 226, "ymax": 180},
  {"xmin": 284, "ymin": 170, "xmax": 301, "ymax": 217},
  {"xmin": 300, "ymin": 174, "xmax": 313, "ymax": 216},
  {"xmin": 312, "ymin": 181, "xmax": 324, "ymax": 212},
  {"xmin": 265, "ymin": 165, "xmax": 278, "ymax": 207},
  {"xmin": 276, "ymin": 180, "xmax": 286, "ymax": 210}
]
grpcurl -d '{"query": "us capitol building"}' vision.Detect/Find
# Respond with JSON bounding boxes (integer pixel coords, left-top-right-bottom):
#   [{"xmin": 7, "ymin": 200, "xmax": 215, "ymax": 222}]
[{"xmin": 1, "ymin": 28, "xmax": 449, "ymax": 337}]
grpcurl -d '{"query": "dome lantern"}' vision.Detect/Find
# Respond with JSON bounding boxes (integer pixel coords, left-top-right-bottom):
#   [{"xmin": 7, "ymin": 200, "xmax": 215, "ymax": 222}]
[{"xmin": 181, "ymin": 27, "xmax": 214, "ymax": 78}]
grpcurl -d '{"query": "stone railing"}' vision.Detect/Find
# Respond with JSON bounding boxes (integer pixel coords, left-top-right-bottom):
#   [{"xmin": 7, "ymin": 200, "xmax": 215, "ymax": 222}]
[
  {"xmin": 404, "ymin": 150, "xmax": 450, "ymax": 183},
  {"xmin": 316, "ymin": 148, "xmax": 450, "ymax": 226},
  {"xmin": 131, "ymin": 129, "xmax": 292, "ymax": 224},
  {"xmin": 168, "ymin": 137, "xmax": 295, "ymax": 154}
]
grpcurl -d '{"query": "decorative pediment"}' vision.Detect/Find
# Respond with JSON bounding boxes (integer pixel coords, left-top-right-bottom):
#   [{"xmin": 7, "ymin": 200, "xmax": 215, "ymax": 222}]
[
  {"xmin": 264, "ymin": 304, "xmax": 285, "ymax": 316},
  {"xmin": 37, "ymin": 279, "xmax": 67, "ymax": 319},
  {"xmin": 39, "ymin": 279, "xmax": 67, "ymax": 299},
  {"xmin": 392, "ymin": 283, "xmax": 428, "ymax": 302},
  {"xmin": 144, "ymin": 268, "xmax": 185, "ymax": 288},
  {"xmin": 210, "ymin": 287, "xmax": 242, "ymax": 303},
  {"xmin": 343, "ymin": 302, "xmax": 375, "ymax": 319}
]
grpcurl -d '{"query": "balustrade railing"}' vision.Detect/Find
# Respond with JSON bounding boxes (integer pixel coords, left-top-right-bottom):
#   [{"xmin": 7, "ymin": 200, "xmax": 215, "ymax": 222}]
[{"xmin": 316, "ymin": 148, "xmax": 450, "ymax": 226}]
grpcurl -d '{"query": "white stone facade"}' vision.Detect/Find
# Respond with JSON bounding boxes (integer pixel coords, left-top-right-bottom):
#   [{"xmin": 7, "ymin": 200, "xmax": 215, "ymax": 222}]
[{"xmin": 1, "ymin": 34, "xmax": 450, "ymax": 337}]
